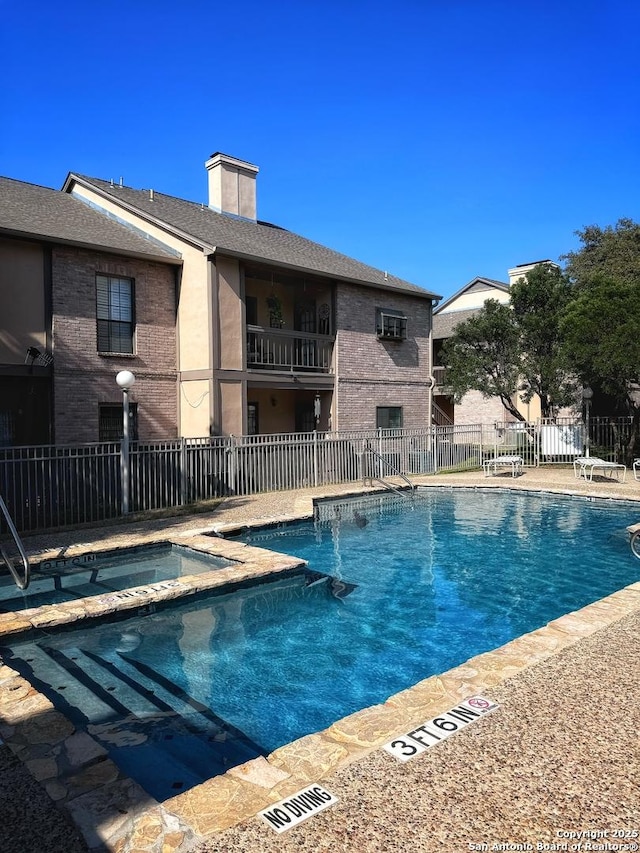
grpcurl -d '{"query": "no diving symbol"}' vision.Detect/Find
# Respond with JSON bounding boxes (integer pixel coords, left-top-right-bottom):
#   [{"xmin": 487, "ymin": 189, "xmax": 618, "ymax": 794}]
[{"xmin": 467, "ymin": 697, "xmax": 491, "ymax": 709}]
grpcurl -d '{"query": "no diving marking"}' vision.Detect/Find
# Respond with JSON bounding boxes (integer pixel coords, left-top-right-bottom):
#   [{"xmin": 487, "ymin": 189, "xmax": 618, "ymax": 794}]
[{"xmin": 259, "ymin": 785, "xmax": 338, "ymax": 833}]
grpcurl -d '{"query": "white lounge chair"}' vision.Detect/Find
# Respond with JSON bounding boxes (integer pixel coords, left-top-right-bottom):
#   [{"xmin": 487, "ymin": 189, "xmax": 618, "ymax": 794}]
[
  {"xmin": 482, "ymin": 455, "xmax": 523, "ymax": 478},
  {"xmin": 633, "ymin": 459, "xmax": 640, "ymax": 481},
  {"xmin": 573, "ymin": 456, "xmax": 626, "ymax": 483}
]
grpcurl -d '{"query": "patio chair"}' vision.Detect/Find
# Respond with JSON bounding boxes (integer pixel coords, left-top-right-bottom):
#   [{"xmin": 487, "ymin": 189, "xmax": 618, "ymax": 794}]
[
  {"xmin": 633, "ymin": 459, "xmax": 640, "ymax": 481},
  {"xmin": 482, "ymin": 454, "xmax": 523, "ymax": 478},
  {"xmin": 573, "ymin": 456, "xmax": 626, "ymax": 483}
]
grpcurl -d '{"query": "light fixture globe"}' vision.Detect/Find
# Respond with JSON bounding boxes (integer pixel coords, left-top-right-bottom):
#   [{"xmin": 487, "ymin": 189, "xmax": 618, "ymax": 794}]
[{"xmin": 116, "ymin": 370, "xmax": 136, "ymax": 390}]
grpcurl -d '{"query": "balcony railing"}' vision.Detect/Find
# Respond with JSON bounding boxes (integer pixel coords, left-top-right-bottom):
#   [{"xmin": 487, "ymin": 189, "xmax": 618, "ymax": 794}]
[
  {"xmin": 247, "ymin": 326, "xmax": 334, "ymax": 373},
  {"xmin": 432, "ymin": 366, "xmax": 448, "ymax": 386}
]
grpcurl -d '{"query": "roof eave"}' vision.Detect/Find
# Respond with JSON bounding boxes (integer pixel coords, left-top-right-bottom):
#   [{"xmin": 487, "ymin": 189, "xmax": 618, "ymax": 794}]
[
  {"xmin": 214, "ymin": 248, "xmax": 440, "ymax": 300},
  {"xmin": 62, "ymin": 175, "xmax": 439, "ymax": 300},
  {"xmin": 63, "ymin": 174, "xmax": 216, "ymax": 255},
  {"xmin": 434, "ymin": 276, "xmax": 509, "ymax": 314},
  {"xmin": 0, "ymin": 225, "xmax": 183, "ymax": 266}
]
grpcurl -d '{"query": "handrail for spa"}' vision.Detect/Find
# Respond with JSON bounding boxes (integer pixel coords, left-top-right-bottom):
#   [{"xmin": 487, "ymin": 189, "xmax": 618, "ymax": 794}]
[
  {"xmin": 0, "ymin": 495, "xmax": 31, "ymax": 590},
  {"xmin": 361, "ymin": 444, "xmax": 415, "ymax": 498}
]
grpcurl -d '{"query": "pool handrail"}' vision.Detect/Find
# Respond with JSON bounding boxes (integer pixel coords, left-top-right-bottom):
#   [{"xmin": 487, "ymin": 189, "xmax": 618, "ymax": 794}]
[
  {"xmin": 0, "ymin": 494, "xmax": 31, "ymax": 590},
  {"xmin": 361, "ymin": 444, "xmax": 415, "ymax": 497}
]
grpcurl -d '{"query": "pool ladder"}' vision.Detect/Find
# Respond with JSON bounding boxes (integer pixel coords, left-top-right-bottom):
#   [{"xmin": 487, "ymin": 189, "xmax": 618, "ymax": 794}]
[
  {"xmin": 361, "ymin": 445, "xmax": 415, "ymax": 498},
  {"xmin": 0, "ymin": 495, "xmax": 31, "ymax": 590}
]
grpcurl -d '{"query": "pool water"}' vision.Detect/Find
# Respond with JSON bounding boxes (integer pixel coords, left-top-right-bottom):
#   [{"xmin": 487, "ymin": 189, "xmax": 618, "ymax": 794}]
[
  {"xmin": 2, "ymin": 489, "xmax": 638, "ymax": 801},
  {"xmin": 0, "ymin": 544, "xmax": 233, "ymax": 612}
]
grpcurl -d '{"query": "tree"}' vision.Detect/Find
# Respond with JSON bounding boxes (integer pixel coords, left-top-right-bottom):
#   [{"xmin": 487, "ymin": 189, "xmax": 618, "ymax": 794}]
[
  {"xmin": 560, "ymin": 275, "xmax": 640, "ymax": 460},
  {"xmin": 562, "ymin": 218, "xmax": 640, "ymax": 288},
  {"xmin": 560, "ymin": 218, "xmax": 640, "ymax": 460},
  {"xmin": 440, "ymin": 264, "xmax": 577, "ymax": 420},
  {"xmin": 509, "ymin": 263, "xmax": 577, "ymax": 417},
  {"xmin": 440, "ymin": 299, "xmax": 525, "ymax": 421}
]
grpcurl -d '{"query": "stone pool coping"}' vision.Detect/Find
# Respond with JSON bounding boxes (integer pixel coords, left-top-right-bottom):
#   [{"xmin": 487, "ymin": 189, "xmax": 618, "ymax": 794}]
[{"xmin": 1, "ymin": 475, "xmax": 639, "ymax": 852}]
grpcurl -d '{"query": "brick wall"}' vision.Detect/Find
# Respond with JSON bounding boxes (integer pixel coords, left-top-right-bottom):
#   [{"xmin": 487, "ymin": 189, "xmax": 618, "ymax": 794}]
[
  {"xmin": 335, "ymin": 283, "xmax": 433, "ymax": 430},
  {"xmin": 52, "ymin": 248, "xmax": 177, "ymax": 443},
  {"xmin": 453, "ymin": 390, "xmax": 509, "ymax": 426}
]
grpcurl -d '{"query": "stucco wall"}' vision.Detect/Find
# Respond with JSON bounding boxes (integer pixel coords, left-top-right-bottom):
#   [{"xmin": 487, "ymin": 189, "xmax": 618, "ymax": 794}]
[
  {"xmin": 0, "ymin": 238, "xmax": 47, "ymax": 363},
  {"xmin": 216, "ymin": 257, "xmax": 243, "ymax": 371}
]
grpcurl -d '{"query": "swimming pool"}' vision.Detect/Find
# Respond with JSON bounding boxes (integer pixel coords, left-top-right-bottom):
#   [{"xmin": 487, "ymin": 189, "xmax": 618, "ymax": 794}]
[{"xmin": 2, "ymin": 489, "xmax": 638, "ymax": 801}]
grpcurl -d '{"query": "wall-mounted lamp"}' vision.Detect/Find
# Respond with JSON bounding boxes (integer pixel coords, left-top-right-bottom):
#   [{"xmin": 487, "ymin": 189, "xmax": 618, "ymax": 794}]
[
  {"xmin": 25, "ymin": 346, "xmax": 41, "ymax": 364},
  {"xmin": 270, "ymin": 395, "xmax": 277, "ymax": 408}
]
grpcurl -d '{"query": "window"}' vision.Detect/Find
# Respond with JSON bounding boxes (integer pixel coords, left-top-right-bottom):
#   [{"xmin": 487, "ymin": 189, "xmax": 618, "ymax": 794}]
[
  {"xmin": 99, "ymin": 404, "xmax": 138, "ymax": 441},
  {"xmin": 376, "ymin": 309, "xmax": 407, "ymax": 341},
  {"xmin": 246, "ymin": 295, "xmax": 258, "ymax": 326},
  {"xmin": 295, "ymin": 402, "xmax": 316, "ymax": 433},
  {"xmin": 376, "ymin": 406, "xmax": 403, "ymax": 429},
  {"xmin": 97, "ymin": 275, "xmax": 134, "ymax": 353},
  {"xmin": 247, "ymin": 402, "xmax": 259, "ymax": 435}
]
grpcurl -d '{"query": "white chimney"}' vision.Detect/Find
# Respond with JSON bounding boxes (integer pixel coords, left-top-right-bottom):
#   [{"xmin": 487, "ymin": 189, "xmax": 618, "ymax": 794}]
[
  {"xmin": 205, "ymin": 152, "xmax": 259, "ymax": 220},
  {"xmin": 507, "ymin": 259, "xmax": 558, "ymax": 286}
]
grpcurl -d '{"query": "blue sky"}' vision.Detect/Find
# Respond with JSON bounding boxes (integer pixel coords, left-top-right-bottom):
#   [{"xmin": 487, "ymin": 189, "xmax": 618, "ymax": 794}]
[{"xmin": 2, "ymin": 0, "xmax": 639, "ymax": 300}]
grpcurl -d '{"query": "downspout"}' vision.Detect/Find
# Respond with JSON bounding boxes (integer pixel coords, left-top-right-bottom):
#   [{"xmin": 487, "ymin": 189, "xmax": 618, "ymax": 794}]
[
  {"xmin": 208, "ymin": 255, "xmax": 221, "ymax": 435},
  {"xmin": 43, "ymin": 244, "xmax": 54, "ymax": 444},
  {"xmin": 174, "ymin": 263, "xmax": 182, "ymax": 437},
  {"xmin": 427, "ymin": 297, "xmax": 439, "ymax": 428},
  {"xmin": 428, "ymin": 297, "xmax": 440, "ymax": 469}
]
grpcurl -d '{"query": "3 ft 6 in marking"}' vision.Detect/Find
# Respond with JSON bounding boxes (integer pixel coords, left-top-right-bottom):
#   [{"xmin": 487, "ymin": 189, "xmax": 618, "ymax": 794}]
[{"xmin": 382, "ymin": 696, "xmax": 499, "ymax": 762}]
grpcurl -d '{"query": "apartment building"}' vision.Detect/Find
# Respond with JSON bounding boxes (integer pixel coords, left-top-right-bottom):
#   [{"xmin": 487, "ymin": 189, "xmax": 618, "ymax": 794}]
[
  {"xmin": 0, "ymin": 177, "xmax": 179, "ymax": 446},
  {"xmin": 63, "ymin": 153, "xmax": 440, "ymax": 438},
  {"xmin": 0, "ymin": 155, "xmax": 440, "ymax": 444},
  {"xmin": 432, "ymin": 263, "xmax": 554, "ymax": 426}
]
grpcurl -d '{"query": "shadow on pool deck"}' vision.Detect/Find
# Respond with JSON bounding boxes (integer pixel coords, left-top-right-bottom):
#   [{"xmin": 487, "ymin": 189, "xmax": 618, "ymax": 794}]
[{"xmin": 1, "ymin": 467, "xmax": 639, "ymax": 852}]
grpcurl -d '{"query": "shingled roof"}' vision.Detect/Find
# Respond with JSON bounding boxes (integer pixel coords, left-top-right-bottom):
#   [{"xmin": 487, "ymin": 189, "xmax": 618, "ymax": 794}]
[
  {"xmin": 65, "ymin": 174, "xmax": 439, "ymax": 300},
  {"xmin": 432, "ymin": 308, "xmax": 479, "ymax": 338},
  {"xmin": 0, "ymin": 176, "xmax": 180, "ymax": 263}
]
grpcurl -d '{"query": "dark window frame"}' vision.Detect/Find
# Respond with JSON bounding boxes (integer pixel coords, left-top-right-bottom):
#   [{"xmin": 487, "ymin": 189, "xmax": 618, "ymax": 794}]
[
  {"xmin": 376, "ymin": 308, "xmax": 407, "ymax": 341},
  {"xmin": 376, "ymin": 406, "xmax": 403, "ymax": 429},
  {"xmin": 247, "ymin": 402, "xmax": 259, "ymax": 435},
  {"xmin": 246, "ymin": 295, "xmax": 258, "ymax": 326},
  {"xmin": 96, "ymin": 274, "xmax": 135, "ymax": 354},
  {"xmin": 99, "ymin": 403, "xmax": 138, "ymax": 441}
]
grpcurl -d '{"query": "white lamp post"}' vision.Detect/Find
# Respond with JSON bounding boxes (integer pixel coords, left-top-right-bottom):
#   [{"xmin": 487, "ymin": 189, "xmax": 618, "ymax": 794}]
[
  {"xmin": 582, "ymin": 386, "xmax": 593, "ymax": 458},
  {"xmin": 116, "ymin": 370, "xmax": 136, "ymax": 514}
]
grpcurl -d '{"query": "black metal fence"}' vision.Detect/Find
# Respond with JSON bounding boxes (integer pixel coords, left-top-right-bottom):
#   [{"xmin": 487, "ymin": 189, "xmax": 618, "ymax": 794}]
[{"xmin": 0, "ymin": 417, "xmax": 633, "ymax": 533}]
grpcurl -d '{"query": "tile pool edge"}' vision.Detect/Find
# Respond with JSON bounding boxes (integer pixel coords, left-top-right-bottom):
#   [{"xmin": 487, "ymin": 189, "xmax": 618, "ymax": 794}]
[{"xmin": 0, "ymin": 534, "xmax": 307, "ymax": 639}]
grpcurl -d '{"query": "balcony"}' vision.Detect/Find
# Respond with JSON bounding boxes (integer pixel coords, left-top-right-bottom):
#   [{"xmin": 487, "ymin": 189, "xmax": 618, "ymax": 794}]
[
  {"xmin": 247, "ymin": 326, "xmax": 334, "ymax": 373},
  {"xmin": 432, "ymin": 365, "xmax": 448, "ymax": 386}
]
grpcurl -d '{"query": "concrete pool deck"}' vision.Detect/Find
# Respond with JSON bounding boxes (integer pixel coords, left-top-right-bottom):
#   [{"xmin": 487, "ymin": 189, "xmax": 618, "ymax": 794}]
[{"xmin": 0, "ymin": 467, "xmax": 639, "ymax": 852}]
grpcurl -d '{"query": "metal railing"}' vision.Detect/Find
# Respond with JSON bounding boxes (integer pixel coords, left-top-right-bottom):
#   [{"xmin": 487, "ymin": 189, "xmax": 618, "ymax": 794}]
[
  {"xmin": 361, "ymin": 443, "xmax": 415, "ymax": 497},
  {"xmin": 247, "ymin": 326, "xmax": 334, "ymax": 372},
  {"xmin": 0, "ymin": 417, "xmax": 633, "ymax": 533},
  {"xmin": 432, "ymin": 400, "xmax": 454, "ymax": 426},
  {"xmin": 0, "ymin": 494, "xmax": 30, "ymax": 589},
  {"xmin": 432, "ymin": 366, "xmax": 448, "ymax": 386}
]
